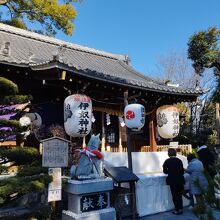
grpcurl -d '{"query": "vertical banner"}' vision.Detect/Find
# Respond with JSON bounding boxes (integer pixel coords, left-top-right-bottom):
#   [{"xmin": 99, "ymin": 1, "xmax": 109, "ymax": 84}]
[{"xmin": 48, "ymin": 168, "xmax": 62, "ymax": 202}]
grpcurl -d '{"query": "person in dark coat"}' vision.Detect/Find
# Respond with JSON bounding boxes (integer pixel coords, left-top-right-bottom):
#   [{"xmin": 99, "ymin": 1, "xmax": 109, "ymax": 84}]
[
  {"xmin": 163, "ymin": 148, "xmax": 185, "ymax": 215},
  {"xmin": 197, "ymin": 144, "xmax": 217, "ymax": 179}
]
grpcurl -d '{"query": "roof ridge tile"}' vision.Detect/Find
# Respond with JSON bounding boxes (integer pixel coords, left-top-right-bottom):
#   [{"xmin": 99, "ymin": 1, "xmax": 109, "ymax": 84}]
[{"xmin": 0, "ymin": 23, "xmax": 126, "ymax": 61}]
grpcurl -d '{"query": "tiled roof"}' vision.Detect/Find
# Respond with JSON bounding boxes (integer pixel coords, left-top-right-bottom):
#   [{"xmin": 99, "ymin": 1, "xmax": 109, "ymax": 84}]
[{"xmin": 0, "ymin": 23, "xmax": 202, "ymax": 96}]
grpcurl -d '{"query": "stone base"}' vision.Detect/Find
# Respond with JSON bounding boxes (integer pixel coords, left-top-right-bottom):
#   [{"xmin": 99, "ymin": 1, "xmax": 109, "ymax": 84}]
[
  {"xmin": 66, "ymin": 178, "xmax": 113, "ymax": 194},
  {"xmin": 62, "ymin": 208, "xmax": 116, "ymax": 220}
]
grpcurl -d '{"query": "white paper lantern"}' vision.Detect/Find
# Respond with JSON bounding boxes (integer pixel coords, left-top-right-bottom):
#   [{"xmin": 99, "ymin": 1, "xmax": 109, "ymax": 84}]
[
  {"xmin": 156, "ymin": 105, "xmax": 179, "ymax": 139},
  {"xmin": 24, "ymin": 112, "xmax": 42, "ymax": 127},
  {"xmin": 64, "ymin": 94, "xmax": 92, "ymax": 137},
  {"xmin": 124, "ymin": 104, "xmax": 145, "ymax": 130},
  {"xmin": 19, "ymin": 116, "xmax": 31, "ymax": 127}
]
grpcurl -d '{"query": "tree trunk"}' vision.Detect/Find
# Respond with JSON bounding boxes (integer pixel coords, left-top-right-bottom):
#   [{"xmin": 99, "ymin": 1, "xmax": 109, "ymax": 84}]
[{"xmin": 216, "ymin": 103, "xmax": 220, "ymax": 144}]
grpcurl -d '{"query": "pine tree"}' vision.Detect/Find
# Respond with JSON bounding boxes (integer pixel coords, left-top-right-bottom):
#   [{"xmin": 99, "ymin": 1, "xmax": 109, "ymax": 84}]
[{"xmin": 0, "ymin": 77, "xmax": 52, "ymax": 219}]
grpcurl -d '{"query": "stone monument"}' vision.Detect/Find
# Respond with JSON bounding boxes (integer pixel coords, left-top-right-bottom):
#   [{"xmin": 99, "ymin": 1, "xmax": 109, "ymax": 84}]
[{"xmin": 62, "ymin": 134, "xmax": 116, "ymax": 220}]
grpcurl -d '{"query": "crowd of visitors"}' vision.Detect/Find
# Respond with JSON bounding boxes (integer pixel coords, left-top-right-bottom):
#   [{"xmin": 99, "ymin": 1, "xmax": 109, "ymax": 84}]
[{"xmin": 163, "ymin": 144, "xmax": 217, "ymax": 215}]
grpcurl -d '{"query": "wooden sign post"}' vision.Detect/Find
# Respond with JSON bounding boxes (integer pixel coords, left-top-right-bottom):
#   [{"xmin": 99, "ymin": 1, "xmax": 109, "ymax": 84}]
[
  {"xmin": 41, "ymin": 137, "xmax": 70, "ymax": 168},
  {"xmin": 41, "ymin": 137, "xmax": 70, "ymax": 206}
]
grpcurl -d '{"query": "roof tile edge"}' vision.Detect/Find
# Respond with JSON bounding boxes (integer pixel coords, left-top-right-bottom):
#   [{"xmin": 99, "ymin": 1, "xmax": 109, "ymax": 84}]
[{"xmin": 0, "ymin": 23, "xmax": 127, "ymax": 61}]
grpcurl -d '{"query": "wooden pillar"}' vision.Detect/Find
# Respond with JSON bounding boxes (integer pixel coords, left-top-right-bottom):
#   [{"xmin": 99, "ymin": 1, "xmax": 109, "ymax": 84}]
[
  {"xmin": 216, "ymin": 103, "xmax": 220, "ymax": 144},
  {"xmin": 149, "ymin": 111, "xmax": 157, "ymax": 151},
  {"xmin": 82, "ymin": 136, "xmax": 86, "ymax": 148},
  {"xmin": 119, "ymin": 121, "xmax": 123, "ymax": 152},
  {"xmin": 124, "ymin": 90, "xmax": 133, "ymax": 171},
  {"xmin": 101, "ymin": 112, "xmax": 106, "ymax": 152}
]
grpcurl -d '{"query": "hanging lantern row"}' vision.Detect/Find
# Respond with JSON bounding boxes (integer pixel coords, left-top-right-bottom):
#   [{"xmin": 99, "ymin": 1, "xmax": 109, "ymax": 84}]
[
  {"xmin": 156, "ymin": 105, "xmax": 179, "ymax": 139},
  {"xmin": 63, "ymin": 94, "xmax": 180, "ymax": 140}
]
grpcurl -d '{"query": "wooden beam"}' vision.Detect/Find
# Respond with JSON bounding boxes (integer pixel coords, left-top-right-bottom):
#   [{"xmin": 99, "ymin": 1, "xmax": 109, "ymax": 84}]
[
  {"xmin": 83, "ymin": 136, "xmax": 86, "ymax": 148},
  {"xmin": 124, "ymin": 90, "xmax": 133, "ymax": 171},
  {"xmin": 149, "ymin": 111, "xmax": 157, "ymax": 151},
  {"xmin": 101, "ymin": 112, "xmax": 106, "ymax": 152},
  {"xmin": 119, "ymin": 121, "xmax": 123, "ymax": 152},
  {"xmin": 93, "ymin": 106, "xmax": 123, "ymax": 116},
  {"xmin": 127, "ymin": 92, "xmax": 142, "ymax": 100}
]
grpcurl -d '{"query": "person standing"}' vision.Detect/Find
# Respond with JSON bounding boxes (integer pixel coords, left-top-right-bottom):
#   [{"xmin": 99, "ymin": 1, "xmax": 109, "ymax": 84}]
[
  {"xmin": 163, "ymin": 148, "xmax": 185, "ymax": 215},
  {"xmin": 185, "ymin": 154, "xmax": 208, "ymax": 207},
  {"xmin": 197, "ymin": 143, "xmax": 217, "ymax": 179},
  {"xmin": 183, "ymin": 172, "xmax": 194, "ymax": 207}
]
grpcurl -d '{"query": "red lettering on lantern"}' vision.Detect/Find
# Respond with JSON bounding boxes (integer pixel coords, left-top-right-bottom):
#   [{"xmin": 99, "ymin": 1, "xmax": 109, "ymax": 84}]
[
  {"xmin": 126, "ymin": 110, "xmax": 135, "ymax": 120},
  {"xmin": 73, "ymin": 95, "xmax": 81, "ymax": 102}
]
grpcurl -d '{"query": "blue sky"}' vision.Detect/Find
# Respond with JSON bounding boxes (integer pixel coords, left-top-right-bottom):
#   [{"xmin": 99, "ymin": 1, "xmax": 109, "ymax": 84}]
[{"xmin": 58, "ymin": 0, "xmax": 220, "ymax": 77}]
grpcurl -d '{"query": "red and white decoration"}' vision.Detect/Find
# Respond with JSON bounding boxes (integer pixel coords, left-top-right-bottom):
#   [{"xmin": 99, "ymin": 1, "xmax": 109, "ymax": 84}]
[
  {"xmin": 76, "ymin": 147, "xmax": 103, "ymax": 161},
  {"xmin": 64, "ymin": 94, "xmax": 92, "ymax": 137},
  {"xmin": 124, "ymin": 104, "xmax": 145, "ymax": 130},
  {"xmin": 156, "ymin": 105, "xmax": 179, "ymax": 139}
]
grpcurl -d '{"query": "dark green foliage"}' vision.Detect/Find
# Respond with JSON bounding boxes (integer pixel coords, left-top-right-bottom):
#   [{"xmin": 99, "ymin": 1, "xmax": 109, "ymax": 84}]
[
  {"xmin": 0, "ymin": 77, "xmax": 52, "ymax": 217},
  {"xmin": 0, "ymin": 119, "xmax": 20, "ymax": 129},
  {"xmin": 17, "ymin": 164, "xmax": 47, "ymax": 177},
  {"xmin": 188, "ymin": 27, "xmax": 220, "ymax": 75},
  {"xmin": 0, "ymin": 204, "xmax": 54, "ymax": 220},
  {"xmin": 0, "ymin": 77, "xmax": 32, "ymax": 142},
  {"xmin": 0, "ymin": 165, "xmax": 8, "ymax": 174},
  {"xmin": 4, "ymin": 17, "xmax": 28, "ymax": 30},
  {"xmin": 2, "ymin": 95, "xmax": 32, "ymax": 105},
  {"xmin": 0, "ymin": 147, "xmax": 51, "ymax": 206},
  {"xmin": 0, "ymin": 77, "xmax": 18, "ymax": 96},
  {"xmin": 31, "ymin": 204, "xmax": 54, "ymax": 220},
  {"xmin": 212, "ymin": 78, "xmax": 220, "ymax": 103},
  {"xmin": 187, "ymin": 28, "xmax": 220, "ymax": 149},
  {"xmin": 0, "ymin": 0, "xmax": 78, "ymax": 36},
  {"xmin": 0, "ymin": 147, "xmax": 40, "ymax": 165},
  {"xmin": 0, "ymin": 174, "xmax": 51, "ymax": 205}
]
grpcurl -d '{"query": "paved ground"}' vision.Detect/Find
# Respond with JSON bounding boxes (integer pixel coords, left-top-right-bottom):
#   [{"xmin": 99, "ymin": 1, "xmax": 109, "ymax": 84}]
[{"xmin": 139, "ymin": 208, "xmax": 220, "ymax": 220}]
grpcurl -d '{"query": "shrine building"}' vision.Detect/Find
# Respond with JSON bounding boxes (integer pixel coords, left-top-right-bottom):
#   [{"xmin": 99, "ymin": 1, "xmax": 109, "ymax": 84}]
[{"xmin": 0, "ymin": 23, "xmax": 202, "ymax": 152}]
